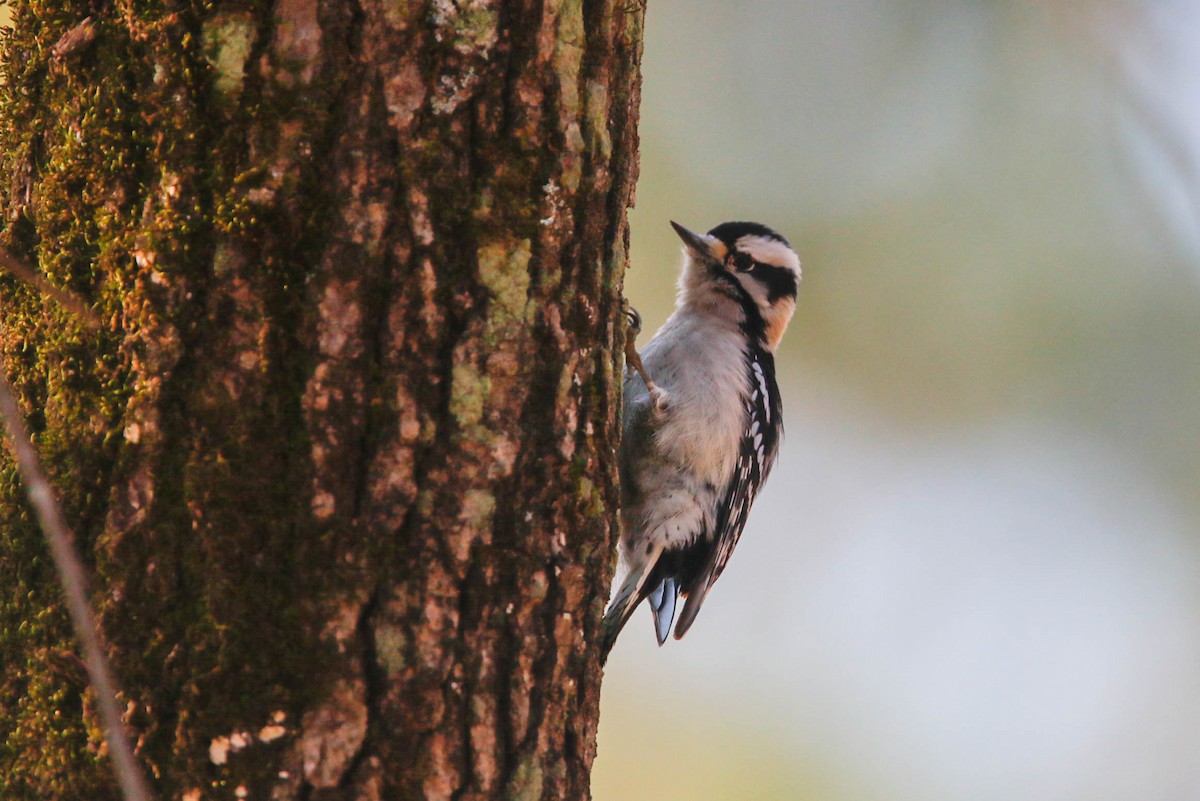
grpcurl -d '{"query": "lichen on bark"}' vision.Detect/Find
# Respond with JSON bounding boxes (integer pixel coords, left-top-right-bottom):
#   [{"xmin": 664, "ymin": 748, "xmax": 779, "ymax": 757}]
[{"xmin": 0, "ymin": 1, "xmax": 643, "ymax": 800}]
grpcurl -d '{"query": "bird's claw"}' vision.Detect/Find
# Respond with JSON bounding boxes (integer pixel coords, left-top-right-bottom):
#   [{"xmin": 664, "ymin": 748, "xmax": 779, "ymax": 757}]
[
  {"xmin": 623, "ymin": 299, "xmax": 643, "ymax": 338},
  {"xmin": 622, "ymin": 300, "xmax": 663, "ymax": 404}
]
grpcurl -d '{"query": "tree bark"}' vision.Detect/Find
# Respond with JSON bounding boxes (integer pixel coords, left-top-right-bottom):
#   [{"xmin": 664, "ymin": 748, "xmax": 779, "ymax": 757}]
[{"xmin": 0, "ymin": 2, "xmax": 643, "ymax": 799}]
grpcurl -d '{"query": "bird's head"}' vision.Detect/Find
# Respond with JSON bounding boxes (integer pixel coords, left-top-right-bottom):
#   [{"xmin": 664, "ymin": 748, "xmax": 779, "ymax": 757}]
[{"xmin": 670, "ymin": 220, "xmax": 801, "ymax": 352}]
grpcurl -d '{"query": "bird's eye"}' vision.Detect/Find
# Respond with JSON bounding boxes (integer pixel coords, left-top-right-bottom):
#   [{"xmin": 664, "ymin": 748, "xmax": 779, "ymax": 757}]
[{"xmin": 731, "ymin": 253, "xmax": 754, "ymax": 272}]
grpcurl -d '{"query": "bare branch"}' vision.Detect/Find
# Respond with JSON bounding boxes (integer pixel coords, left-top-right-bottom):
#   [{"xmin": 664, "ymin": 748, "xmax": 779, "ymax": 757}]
[
  {"xmin": 0, "ymin": 372, "xmax": 154, "ymax": 801},
  {"xmin": 0, "ymin": 248, "xmax": 100, "ymax": 330}
]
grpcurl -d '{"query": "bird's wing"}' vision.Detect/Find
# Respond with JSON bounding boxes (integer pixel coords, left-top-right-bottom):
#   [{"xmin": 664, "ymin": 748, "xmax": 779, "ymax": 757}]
[
  {"xmin": 600, "ymin": 379, "xmax": 665, "ymax": 660},
  {"xmin": 600, "ymin": 540, "xmax": 665, "ymax": 659},
  {"xmin": 674, "ymin": 352, "xmax": 782, "ymax": 638}
]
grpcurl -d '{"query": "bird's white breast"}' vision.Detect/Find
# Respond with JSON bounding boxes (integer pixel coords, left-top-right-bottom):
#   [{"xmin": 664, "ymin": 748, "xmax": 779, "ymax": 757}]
[{"xmin": 639, "ymin": 310, "xmax": 747, "ymax": 489}]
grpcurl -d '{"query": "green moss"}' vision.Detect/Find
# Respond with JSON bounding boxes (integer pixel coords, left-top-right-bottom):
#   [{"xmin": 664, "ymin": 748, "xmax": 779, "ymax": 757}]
[
  {"xmin": 381, "ymin": 0, "xmax": 414, "ymax": 28},
  {"xmin": 476, "ymin": 238, "xmax": 532, "ymax": 328},
  {"xmin": 608, "ymin": 227, "xmax": 628, "ymax": 292},
  {"xmin": 505, "ymin": 754, "xmax": 545, "ymax": 801},
  {"xmin": 0, "ymin": 5, "xmax": 158, "ymax": 795},
  {"xmin": 0, "ymin": 0, "xmax": 640, "ymax": 795},
  {"xmin": 456, "ymin": 5, "xmax": 499, "ymax": 51},
  {"xmin": 201, "ymin": 12, "xmax": 256, "ymax": 99},
  {"xmin": 434, "ymin": 1, "xmax": 499, "ymax": 55},
  {"xmin": 585, "ymin": 81, "xmax": 613, "ymax": 162},
  {"xmin": 576, "ymin": 475, "xmax": 604, "ymax": 521},
  {"xmin": 461, "ymin": 489, "xmax": 496, "ymax": 531},
  {"xmin": 555, "ymin": 0, "xmax": 585, "ymax": 117},
  {"xmin": 561, "ymin": 125, "xmax": 585, "ymax": 192},
  {"xmin": 0, "ymin": 3, "xmax": 351, "ymax": 797},
  {"xmin": 373, "ymin": 623, "xmax": 408, "ymax": 678},
  {"xmin": 449, "ymin": 363, "xmax": 488, "ymax": 427}
]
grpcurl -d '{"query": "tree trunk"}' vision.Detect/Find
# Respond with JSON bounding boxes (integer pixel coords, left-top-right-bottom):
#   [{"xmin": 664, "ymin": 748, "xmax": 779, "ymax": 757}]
[{"xmin": 0, "ymin": 2, "xmax": 642, "ymax": 800}]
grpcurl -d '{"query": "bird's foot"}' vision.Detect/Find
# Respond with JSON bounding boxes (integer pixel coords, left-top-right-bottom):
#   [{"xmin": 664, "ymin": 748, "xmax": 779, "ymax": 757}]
[
  {"xmin": 622, "ymin": 299, "xmax": 642, "ymax": 340},
  {"xmin": 622, "ymin": 300, "xmax": 665, "ymax": 406}
]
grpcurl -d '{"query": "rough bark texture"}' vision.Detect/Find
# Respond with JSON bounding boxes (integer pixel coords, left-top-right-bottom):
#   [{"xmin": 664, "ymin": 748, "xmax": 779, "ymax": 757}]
[{"xmin": 0, "ymin": 2, "xmax": 643, "ymax": 799}]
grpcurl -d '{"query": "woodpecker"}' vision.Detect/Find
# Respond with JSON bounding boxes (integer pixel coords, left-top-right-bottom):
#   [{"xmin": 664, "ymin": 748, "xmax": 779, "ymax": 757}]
[{"xmin": 602, "ymin": 220, "xmax": 800, "ymax": 658}]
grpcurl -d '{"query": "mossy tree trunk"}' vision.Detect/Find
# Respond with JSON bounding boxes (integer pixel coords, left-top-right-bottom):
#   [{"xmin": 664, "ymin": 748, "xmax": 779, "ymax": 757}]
[{"xmin": 0, "ymin": 2, "xmax": 642, "ymax": 799}]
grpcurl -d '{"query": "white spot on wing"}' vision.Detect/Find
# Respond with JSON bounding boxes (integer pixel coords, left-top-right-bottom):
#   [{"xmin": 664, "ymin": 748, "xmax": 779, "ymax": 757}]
[{"xmin": 752, "ymin": 358, "xmax": 771, "ymax": 423}]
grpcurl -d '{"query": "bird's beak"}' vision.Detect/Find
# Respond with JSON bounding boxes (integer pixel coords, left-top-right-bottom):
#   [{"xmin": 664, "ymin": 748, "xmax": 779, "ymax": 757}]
[{"xmin": 670, "ymin": 221, "xmax": 725, "ymax": 262}]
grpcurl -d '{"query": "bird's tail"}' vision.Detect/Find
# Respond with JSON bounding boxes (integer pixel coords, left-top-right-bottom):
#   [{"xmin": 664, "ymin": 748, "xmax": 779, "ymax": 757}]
[
  {"xmin": 599, "ymin": 572, "xmax": 645, "ymax": 662},
  {"xmin": 597, "ymin": 544, "xmax": 676, "ymax": 661},
  {"xmin": 646, "ymin": 575, "xmax": 679, "ymax": 645}
]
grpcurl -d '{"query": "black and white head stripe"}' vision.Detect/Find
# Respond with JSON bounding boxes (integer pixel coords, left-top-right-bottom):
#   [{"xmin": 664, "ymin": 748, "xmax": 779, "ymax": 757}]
[
  {"xmin": 708, "ymin": 222, "xmax": 800, "ymax": 303},
  {"xmin": 707, "ymin": 221, "xmax": 791, "ymax": 248}
]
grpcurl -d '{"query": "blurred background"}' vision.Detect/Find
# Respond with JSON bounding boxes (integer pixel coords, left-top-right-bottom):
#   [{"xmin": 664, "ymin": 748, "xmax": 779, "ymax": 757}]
[{"xmin": 595, "ymin": 1, "xmax": 1200, "ymax": 800}]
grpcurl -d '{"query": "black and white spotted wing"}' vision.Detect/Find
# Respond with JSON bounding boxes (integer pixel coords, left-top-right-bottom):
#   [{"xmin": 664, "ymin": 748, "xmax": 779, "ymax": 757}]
[{"xmin": 675, "ymin": 349, "xmax": 783, "ymax": 636}]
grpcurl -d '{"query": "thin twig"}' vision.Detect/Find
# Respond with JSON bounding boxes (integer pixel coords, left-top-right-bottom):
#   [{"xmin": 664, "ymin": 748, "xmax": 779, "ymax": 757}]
[
  {"xmin": 0, "ymin": 248, "xmax": 101, "ymax": 330},
  {"xmin": 0, "ymin": 372, "xmax": 155, "ymax": 801}
]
